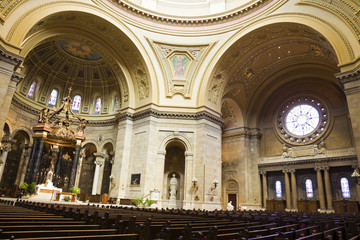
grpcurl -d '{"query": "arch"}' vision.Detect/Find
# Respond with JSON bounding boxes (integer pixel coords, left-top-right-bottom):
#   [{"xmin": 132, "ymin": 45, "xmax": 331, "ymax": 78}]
[
  {"xmin": 5, "ymin": 4, "xmax": 156, "ymax": 108},
  {"xmin": 10, "ymin": 127, "xmax": 33, "ymax": 146},
  {"xmin": 200, "ymin": 15, "xmax": 356, "ymax": 111},
  {"xmin": 101, "ymin": 141, "xmax": 114, "ymax": 155},
  {"xmin": 158, "ymin": 133, "xmax": 193, "ymax": 154},
  {"xmin": 81, "ymin": 139, "xmax": 99, "ymax": 151}
]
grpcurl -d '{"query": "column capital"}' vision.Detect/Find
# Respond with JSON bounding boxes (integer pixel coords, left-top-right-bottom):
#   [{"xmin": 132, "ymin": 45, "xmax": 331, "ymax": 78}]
[
  {"xmin": 259, "ymin": 170, "xmax": 267, "ymax": 175},
  {"xmin": 282, "ymin": 168, "xmax": 290, "ymax": 173},
  {"xmin": 314, "ymin": 166, "xmax": 322, "ymax": 171},
  {"xmin": 321, "ymin": 166, "xmax": 329, "ymax": 171},
  {"xmin": 289, "ymin": 169, "xmax": 296, "ymax": 173}
]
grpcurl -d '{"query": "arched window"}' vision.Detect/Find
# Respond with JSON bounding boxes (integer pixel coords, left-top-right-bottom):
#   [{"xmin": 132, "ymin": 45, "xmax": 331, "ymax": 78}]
[
  {"xmin": 340, "ymin": 177, "xmax": 350, "ymax": 198},
  {"xmin": 275, "ymin": 180, "xmax": 282, "ymax": 198},
  {"xmin": 305, "ymin": 179, "xmax": 313, "ymax": 198},
  {"xmin": 95, "ymin": 97, "xmax": 101, "ymax": 114},
  {"xmin": 111, "ymin": 95, "xmax": 119, "ymax": 113},
  {"xmin": 48, "ymin": 89, "xmax": 58, "ymax": 106},
  {"xmin": 27, "ymin": 81, "xmax": 36, "ymax": 99},
  {"xmin": 72, "ymin": 95, "xmax": 81, "ymax": 112}
]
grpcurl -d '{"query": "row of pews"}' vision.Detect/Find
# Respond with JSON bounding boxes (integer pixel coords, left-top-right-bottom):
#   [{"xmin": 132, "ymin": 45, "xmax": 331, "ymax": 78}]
[{"xmin": 0, "ymin": 198, "xmax": 360, "ymax": 240}]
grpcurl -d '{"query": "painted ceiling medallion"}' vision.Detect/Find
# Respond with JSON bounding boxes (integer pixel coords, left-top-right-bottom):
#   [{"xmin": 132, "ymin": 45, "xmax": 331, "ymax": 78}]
[{"xmin": 59, "ymin": 40, "xmax": 102, "ymax": 60}]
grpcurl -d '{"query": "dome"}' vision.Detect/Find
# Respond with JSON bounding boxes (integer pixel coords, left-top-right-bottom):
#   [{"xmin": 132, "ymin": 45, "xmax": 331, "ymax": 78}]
[{"xmin": 17, "ymin": 39, "xmax": 122, "ymax": 116}]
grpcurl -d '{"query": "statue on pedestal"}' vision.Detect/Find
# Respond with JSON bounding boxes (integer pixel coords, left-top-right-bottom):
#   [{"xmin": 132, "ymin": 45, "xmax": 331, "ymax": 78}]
[{"xmin": 168, "ymin": 174, "xmax": 178, "ymax": 208}]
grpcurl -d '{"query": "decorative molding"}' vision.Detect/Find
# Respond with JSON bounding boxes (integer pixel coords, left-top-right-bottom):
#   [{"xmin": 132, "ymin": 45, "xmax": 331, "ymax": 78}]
[
  {"xmin": 222, "ymin": 127, "xmax": 262, "ymax": 140},
  {"xmin": 12, "ymin": 94, "xmax": 225, "ymax": 127},
  {"xmin": 109, "ymin": 0, "xmax": 270, "ymax": 25},
  {"xmin": 0, "ymin": 44, "xmax": 23, "ymax": 67},
  {"xmin": 299, "ymin": 0, "xmax": 360, "ymax": 42},
  {"xmin": 0, "ymin": 0, "xmax": 22, "ymax": 24},
  {"xmin": 335, "ymin": 64, "xmax": 360, "ymax": 84},
  {"xmin": 259, "ymin": 155, "xmax": 357, "ymax": 168}
]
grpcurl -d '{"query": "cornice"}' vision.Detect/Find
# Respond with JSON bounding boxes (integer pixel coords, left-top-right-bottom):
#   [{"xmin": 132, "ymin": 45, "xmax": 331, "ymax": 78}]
[
  {"xmin": 258, "ymin": 155, "xmax": 357, "ymax": 168},
  {"xmin": 12, "ymin": 94, "xmax": 225, "ymax": 127},
  {"xmin": 222, "ymin": 127, "xmax": 262, "ymax": 140},
  {"xmin": 130, "ymin": 108, "xmax": 226, "ymax": 127},
  {"xmin": 0, "ymin": 44, "xmax": 24, "ymax": 67},
  {"xmin": 335, "ymin": 64, "xmax": 360, "ymax": 84}
]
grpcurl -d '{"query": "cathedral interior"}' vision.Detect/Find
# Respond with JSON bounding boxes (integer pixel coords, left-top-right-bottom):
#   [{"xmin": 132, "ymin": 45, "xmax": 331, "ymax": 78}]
[{"xmin": 1, "ymin": 0, "xmax": 360, "ymax": 212}]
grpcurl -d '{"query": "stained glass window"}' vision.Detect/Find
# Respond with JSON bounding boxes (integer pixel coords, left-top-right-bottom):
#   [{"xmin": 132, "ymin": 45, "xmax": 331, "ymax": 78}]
[
  {"xmin": 28, "ymin": 82, "xmax": 36, "ymax": 99},
  {"xmin": 340, "ymin": 177, "xmax": 350, "ymax": 198},
  {"xmin": 305, "ymin": 179, "xmax": 313, "ymax": 198},
  {"xmin": 48, "ymin": 89, "xmax": 58, "ymax": 106},
  {"xmin": 275, "ymin": 180, "xmax": 282, "ymax": 198},
  {"xmin": 95, "ymin": 97, "xmax": 101, "ymax": 113},
  {"xmin": 72, "ymin": 95, "xmax": 81, "ymax": 112},
  {"xmin": 285, "ymin": 104, "xmax": 320, "ymax": 136}
]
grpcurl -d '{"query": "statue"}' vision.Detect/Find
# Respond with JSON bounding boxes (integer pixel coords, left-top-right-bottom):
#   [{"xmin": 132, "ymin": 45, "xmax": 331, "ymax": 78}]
[
  {"xmin": 169, "ymin": 174, "xmax": 178, "ymax": 199},
  {"xmin": 168, "ymin": 174, "xmax": 178, "ymax": 208},
  {"xmin": 227, "ymin": 201, "xmax": 234, "ymax": 211}
]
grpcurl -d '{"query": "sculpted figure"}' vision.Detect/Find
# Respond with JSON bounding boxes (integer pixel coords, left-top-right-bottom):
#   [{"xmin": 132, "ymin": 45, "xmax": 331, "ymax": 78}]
[{"xmin": 169, "ymin": 174, "xmax": 178, "ymax": 199}]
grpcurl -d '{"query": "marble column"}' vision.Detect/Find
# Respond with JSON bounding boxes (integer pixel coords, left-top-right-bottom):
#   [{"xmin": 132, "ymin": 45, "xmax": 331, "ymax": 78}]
[
  {"xmin": 290, "ymin": 169, "xmax": 298, "ymax": 210},
  {"xmin": 323, "ymin": 166, "xmax": 333, "ymax": 210},
  {"xmin": 92, "ymin": 153, "xmax": 105, "ymax": 195},
  {"xmin": 25, "ymin": 138, "xmax": 39, "ymax": 183},
  {"xmin": 316, "ymin": 166, "xmax": 326, "ymax": 210},
  {"xmin": 0, "ymin": 141, "xmax": 12, "ymax": 183},
  {"xmin": 18, "ymin": 145, "xmax": 31, "ymax": 184},
  {"xmin": 183, "ymin": 152, "xmax": 194, "ymax": 209},
  {"xmin": 54, "ymin": 147, "xmax": 63, "ymax": 187},
  {"xmin": 31, "ymin": 138, "xmax": 45, "ymax": 183},
  {"xmin": 260, "ymin": 171, "xmax": 267, "ymax": 209},
  {"xmin": 0, "ymin": 45, "xmax": 24, "ymax": 131},
  {"xmin": 15, "ymin": 143, "xmax": 28, "ymax": 185},
  {"xmin": 69, "ymin": 145, "xmax": 81, "ymax": 187},
  {"xmin": 75, "ymin": 149, "xmax": 85, "ymax": 188},
  {"xmin": 283, "ymin": 169, "xmax": 291, "ymax": 210}
]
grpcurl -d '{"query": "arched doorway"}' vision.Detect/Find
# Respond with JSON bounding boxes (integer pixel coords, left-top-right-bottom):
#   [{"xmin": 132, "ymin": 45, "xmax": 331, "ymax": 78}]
[
  {"xmin": 162, "ymin": 141, "xmax": 186, "ymax": 208},
  {"xmin": 226, "ymin": 180, "xmax": 239, "ymax": 210},
  {"xmin": 78, "ymin": 143, "xmax": 97, "ymax": 198},
  {"xmin": 101, "ymin": 142, "xmax": 114, "ymax": 195},
  {"xmin": 0, "ymin": 130, "xmax": 30, "ymax": 196}
]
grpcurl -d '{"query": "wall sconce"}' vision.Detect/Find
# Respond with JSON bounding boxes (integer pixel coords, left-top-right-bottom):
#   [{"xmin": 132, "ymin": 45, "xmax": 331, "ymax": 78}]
[
  {"xmin": 351, "ymin": 168, "xmax": 360, "ymax": 185},
  {"xmin": 192, "ymin": 177, "xmax": 198, "ymax": 192},
  {"xmin": 211, "ymin": 179, "xmax": 219, "ymax": 191}
]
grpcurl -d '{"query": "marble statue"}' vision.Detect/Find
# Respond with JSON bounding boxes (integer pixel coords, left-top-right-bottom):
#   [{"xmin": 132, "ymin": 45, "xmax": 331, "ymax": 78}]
[
  {"xmin": 169, "ymin": 174, "xmax": 178, "ymax": 198},
  {"xmin": 168, "ymin": 174, "xmax": 178, "ymax": 209},
  {"xmin": 227, "ymin": 201, "xmax": 234, "ymax": 211}
]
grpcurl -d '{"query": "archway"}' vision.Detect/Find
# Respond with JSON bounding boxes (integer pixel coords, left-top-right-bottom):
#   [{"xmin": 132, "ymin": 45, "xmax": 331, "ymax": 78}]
[
  {"xmin": 0, "ymin": 130, "xmax": 30, "ymax": 196},
  {"xmin": 78, "ymin": 143, "xmax": 97, "ymax": 198},
  {"xmin": 101, "ymin": 142, "xmax": 114, "ymax": 195},
  {"xmin": 162, "ymin": 141, "xmax": 186, "ymax": 208},
  {"xmin": 225, "ymin": 180, "xmax": 239, "ymax": 210}
]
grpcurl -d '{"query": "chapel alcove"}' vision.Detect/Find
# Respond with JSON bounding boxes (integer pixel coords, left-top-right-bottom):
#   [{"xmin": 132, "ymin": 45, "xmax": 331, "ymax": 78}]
[{"xmin": 163, "ymin": 142, "xmax": 185, "ymax": 206}]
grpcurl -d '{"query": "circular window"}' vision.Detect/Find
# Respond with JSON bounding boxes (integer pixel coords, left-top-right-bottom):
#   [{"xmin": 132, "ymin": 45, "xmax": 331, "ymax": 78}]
[
  {"xmin": 276, "ymin": 96, "xmax": 328, "ymax": 145},
  {"xmin": 285, "ymin": 104, "xmax": 320, "ymax": 136}
]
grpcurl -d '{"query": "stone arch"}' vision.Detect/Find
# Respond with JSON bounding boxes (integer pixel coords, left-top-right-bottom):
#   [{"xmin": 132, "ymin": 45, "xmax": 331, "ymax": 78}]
[
  {"xmin": 78, "ymin": 142, "xmax": 98, "ymax": 197},
  {"xmin": 5, "ymin": 4, "xmax": 155, "ymax": 108},
  {"xmin": 200, "ymin": 15, "xmax": 355, "ymax": 112},
  {"xmin": 10, "ymin": 127, "xmax": 33, "ymax": 146},
  {"xmin": 158, "ymin": 133, "xmax": 193, "ymax": 154}
]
